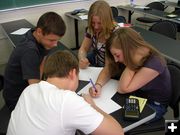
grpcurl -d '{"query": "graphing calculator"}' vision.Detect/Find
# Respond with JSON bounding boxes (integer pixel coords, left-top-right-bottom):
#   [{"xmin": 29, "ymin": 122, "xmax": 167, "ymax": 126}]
[{"xmin": 124, "ymin": 98, "xmax": 140, "ymax": 121}]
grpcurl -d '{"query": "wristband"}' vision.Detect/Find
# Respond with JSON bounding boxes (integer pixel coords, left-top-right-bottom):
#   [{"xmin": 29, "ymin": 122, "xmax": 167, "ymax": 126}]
[{"xmin": 95, "ymin": 83, "xmax": 102, "ymax": 88}]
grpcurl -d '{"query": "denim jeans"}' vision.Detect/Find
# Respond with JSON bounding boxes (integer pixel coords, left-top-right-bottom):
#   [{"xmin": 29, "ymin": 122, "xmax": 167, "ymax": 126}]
[
  {"xmin": 87, "ymin": 51, "xmax": 96, "ymax": 67},
  {"xmin": 146, "ymin": 101, "xmax": 167, "ymax": 123}
]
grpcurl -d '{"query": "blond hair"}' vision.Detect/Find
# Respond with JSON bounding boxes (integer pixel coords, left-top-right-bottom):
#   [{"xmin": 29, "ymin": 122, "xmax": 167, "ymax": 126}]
[{"xmin": 87, "ymin": 0, "xmax": 114, "ymax": 39}]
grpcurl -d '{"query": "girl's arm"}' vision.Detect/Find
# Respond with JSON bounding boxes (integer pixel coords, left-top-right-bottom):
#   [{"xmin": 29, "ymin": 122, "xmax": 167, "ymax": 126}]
[{"xmin": 118, "ymin": 67, "xmax": 159, "ymax": 94}]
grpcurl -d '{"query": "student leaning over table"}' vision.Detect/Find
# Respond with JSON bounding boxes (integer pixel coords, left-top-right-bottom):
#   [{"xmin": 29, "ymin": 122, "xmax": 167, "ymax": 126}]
[
  {"xmin": 3, "ymin": 12, "xmax": 66, "ymax": 112},
  {"xmin": 7, "ymin": 50, "xmax": 124, "ymax": 135},
  {"xmin": 89, "ymin": 27, "xmax": 172, "ymax": 122},
  {"xmin": 78, "ymin": 0, "xmax": 119, "ymax": 69}
]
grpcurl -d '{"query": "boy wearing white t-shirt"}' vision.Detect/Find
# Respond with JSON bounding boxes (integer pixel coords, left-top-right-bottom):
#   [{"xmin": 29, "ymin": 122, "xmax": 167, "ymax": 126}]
[{"xmin": 7, "ymin": 50, "xmax": 124, "ymax": 135}]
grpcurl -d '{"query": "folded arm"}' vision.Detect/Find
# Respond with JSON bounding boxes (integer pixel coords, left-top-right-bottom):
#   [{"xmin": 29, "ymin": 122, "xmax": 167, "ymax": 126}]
[{"xmin": 118, "ymin": 67, "xmax": 159, "ymax": 94}]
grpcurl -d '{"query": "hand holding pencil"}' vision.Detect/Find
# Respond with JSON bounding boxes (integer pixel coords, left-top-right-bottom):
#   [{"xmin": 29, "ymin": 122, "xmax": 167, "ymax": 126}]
[{"xmin": 89, "ymin": 78, "xmax": 102, "ymax": 98}]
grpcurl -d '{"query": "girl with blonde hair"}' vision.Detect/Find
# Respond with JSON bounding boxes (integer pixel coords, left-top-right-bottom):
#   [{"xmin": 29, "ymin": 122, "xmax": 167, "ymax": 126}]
[{"xmin": 78, "ymin": 0, "xmax": 118, "ymax": 68}]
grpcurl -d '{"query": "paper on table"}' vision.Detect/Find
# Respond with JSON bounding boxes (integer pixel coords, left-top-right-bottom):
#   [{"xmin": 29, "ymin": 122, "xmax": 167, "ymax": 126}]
[
  {"xmin": 79, "ymin": 15, "xmax": 88, "ymax": 20},
  {"xmin": 11, "ymin": 28, "xmax": 30, "ymax": 35},
  {"xmin": 79, "ymin": 67, "xmax": 103, "ymax": 81},
  {"xmin": 78, "ymin": 79, "xmax": 122, "ymax": 114}
]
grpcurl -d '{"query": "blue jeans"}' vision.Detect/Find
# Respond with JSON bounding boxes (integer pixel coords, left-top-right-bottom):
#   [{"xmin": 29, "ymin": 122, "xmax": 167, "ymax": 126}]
[
  {"xmin": 87, "ymin": 51, "xmax": 96, "ymax": 66},
  {"xmin": 146, "ymin": 101, "xmax": 167, "ymax": 123},
  {"xmin": 87, "ymin": 51, "xmax": 104, "ymax": 67}
]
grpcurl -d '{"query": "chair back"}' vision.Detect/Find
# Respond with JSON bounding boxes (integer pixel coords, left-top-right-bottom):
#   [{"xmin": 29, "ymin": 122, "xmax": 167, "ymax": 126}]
[
  {"xmin": 111, "ymin": 6, "xmax": 126, "ymax": 23},
  {"xmin": 147, "ymin": 2, "xmax": 164, "ymax": 11},
  {"xmin": 167, "ymin": 62, "xmax": 180, "ymax": 118},
  {"xmin": 111, "ymin": 6, "xmax": 118, "ymax": 18},
  {"xmin": 114, "ymin": 16, "xmax": 126, "ymax": 23},
  {"xmin": 149, "ymin": 20, "xmax": 177, "ymax": 39},
  {"xmin": 0, "ymin": 75, "xmax": 3, "ymax": 91},
  {"xmin": 0, "ymin": 105, "xmax": 11, "ymax": 135}
]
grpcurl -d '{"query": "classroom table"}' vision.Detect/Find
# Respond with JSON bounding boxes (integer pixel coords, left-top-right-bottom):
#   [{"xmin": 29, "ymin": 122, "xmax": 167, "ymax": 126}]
[
  {"xmin": 65, "ymin": 10, "xmax": 88, "ymax": 49},
  {"xmin": 117, "ymin": 4, "xmax": 180, "ymax": 24},
  {"xmin": 0, "ymin": 18, "xmax": 157, "ymax": 133},
  {"xmin": 133, "ymin": 26, "xmax": 180, "ymax": 65},
  {"xmin": 77, "ymin": 67, "xmax": 156, "ymax": 133}
]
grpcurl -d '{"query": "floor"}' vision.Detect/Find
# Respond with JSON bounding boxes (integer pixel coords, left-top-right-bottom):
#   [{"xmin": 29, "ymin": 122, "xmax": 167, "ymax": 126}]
[{"xmin": 0, "ymin": 28, "xmax": 179, "ymax": 135}]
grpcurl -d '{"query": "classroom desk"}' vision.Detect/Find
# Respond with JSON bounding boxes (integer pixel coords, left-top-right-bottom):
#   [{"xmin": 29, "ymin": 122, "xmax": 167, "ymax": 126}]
[
  {"xmin": 0, "ymin": 19, "xmax": 71, "ymax": 51},
  {"xmin": 111, "ymin": 93, "xmax": 155, "ymax": 132},
  {"xmin": 65, "ymin": 10, "xmax": 88, "ymax": 49},
  {"xmin": 117, "ymin": 4, "xmax": 180, "ymax": 24},
  {"xmin": 1, "ymin": 19, "xmax": 33, "ymax": 48},
  {"xmin": 77, "ymin": 67, "xmax": 155, "ymax": 133},
  {"xmin": 133, "ymin": 26, "xmax": 180, "ymax": 64}
]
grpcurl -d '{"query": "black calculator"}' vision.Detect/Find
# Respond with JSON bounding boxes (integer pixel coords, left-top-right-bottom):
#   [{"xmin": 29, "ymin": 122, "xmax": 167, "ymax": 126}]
[{"xmin": 123, "ymin": 98, "xmax": 140, "ymax": 120}]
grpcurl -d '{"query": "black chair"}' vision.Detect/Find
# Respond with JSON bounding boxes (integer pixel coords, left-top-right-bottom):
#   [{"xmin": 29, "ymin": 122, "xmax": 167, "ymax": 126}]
[
  {"xmin": 0, "ymin": 75, "xmax": 11, "ymax": 135},
  {"xmin": 0, "ymin": 105, "xmax": 11, "ymax": 135},
  {"xmin": 171, "ymin": 9, "xmax": 180, "ymax": 32},
  {"xmin": 149, "ymin": 20, "xmax": 177, "ymax": 39},
  {"xmin": 0, "ymin": 75, "xmax": 3, "ymax": 91},
  {"xmin": 136, "ymin": 2, "xmax": 164, "ymax": 24},
  {"xmin": 111, "ymin": 6, "xmax": 126, "ymax": 23},
  {"xmin": 126, "ymin": 62, "xmax": 180, "ymax": 135},
  {"xmin": 167, "ymin": 62, "xmax": 180, "ymax": 118}
]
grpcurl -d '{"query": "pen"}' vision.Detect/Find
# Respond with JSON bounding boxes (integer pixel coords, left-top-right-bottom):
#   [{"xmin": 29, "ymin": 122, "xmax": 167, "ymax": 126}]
[{"xmin": 89, "ymin": 78, "xmax": 97, "ymax": 92}]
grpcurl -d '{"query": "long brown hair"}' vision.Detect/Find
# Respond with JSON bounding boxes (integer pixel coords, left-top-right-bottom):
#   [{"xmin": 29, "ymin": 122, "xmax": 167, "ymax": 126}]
[
  {"xmin": 87, "ymin": 0, "xmax": 114, "ymax": 39},
  {"xmin": 106, "ymin": 27, "xmax": 165, "ymax": 73}
]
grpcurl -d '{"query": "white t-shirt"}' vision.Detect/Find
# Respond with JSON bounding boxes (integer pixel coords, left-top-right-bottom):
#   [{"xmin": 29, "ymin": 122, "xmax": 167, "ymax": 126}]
[{"xmin": 7, "ymin": 81, "xmax": 103, "ymax": 135}]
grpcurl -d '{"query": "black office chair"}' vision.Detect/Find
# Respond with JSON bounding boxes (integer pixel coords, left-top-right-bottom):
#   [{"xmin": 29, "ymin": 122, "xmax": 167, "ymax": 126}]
[
  {"xmin": 167, "ymin": 62, "xmax": 180, "ymax": 118},
  {"xmin": 149, "ymin": 20, "xmax": 177, "ymax": 39},
  {"xmin": 125, "ymin": 62, "xmax": 180, "ymax": 135},
  {"xmin": 136, "ymin": 2, "xmax": 164, "ymax": 24},
  {"xmin": 0, "ymin": 105, "xmax": 11, "ymax": 135},
  {"xmin": 111, "ymin": 6, "xmax": 126, "ymax": 23},
  {"xmin": 171, "ymin": 9, "xmax": 180, "ymax": 32},
  {"xmin": 0, "ymin": 75, "xmax": 11, "ymax": 135},
  {"xmin": 0, "ymin": 75, "xmax": 3, "ymax": 91}
]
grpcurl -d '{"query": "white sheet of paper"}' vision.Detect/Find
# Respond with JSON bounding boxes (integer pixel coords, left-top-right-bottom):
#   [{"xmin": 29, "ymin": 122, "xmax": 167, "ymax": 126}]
[
  {"xmin": 78, "ymin": 67, "xmax": 122, "ymax": 114},
  {"xmin": 79, "ymin": 67, "xmax": 103, "ymax": 81},
  {"xmin": 11, "ymin": 28, "xmax": 30, "ymax": 35},
  {"xmin": 79, "ymin": 15, "xmax": 88, "ymax": 20}
]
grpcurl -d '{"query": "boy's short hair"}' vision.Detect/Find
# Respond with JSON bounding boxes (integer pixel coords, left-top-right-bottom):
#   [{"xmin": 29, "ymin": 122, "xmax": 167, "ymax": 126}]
[
  {"xmin": 43, "ymin": 50, "xmax": 79, "ymax": 78},
  {"xmin": 36, "ymin": 12, "xmax": 66, "ymax": 36}
]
